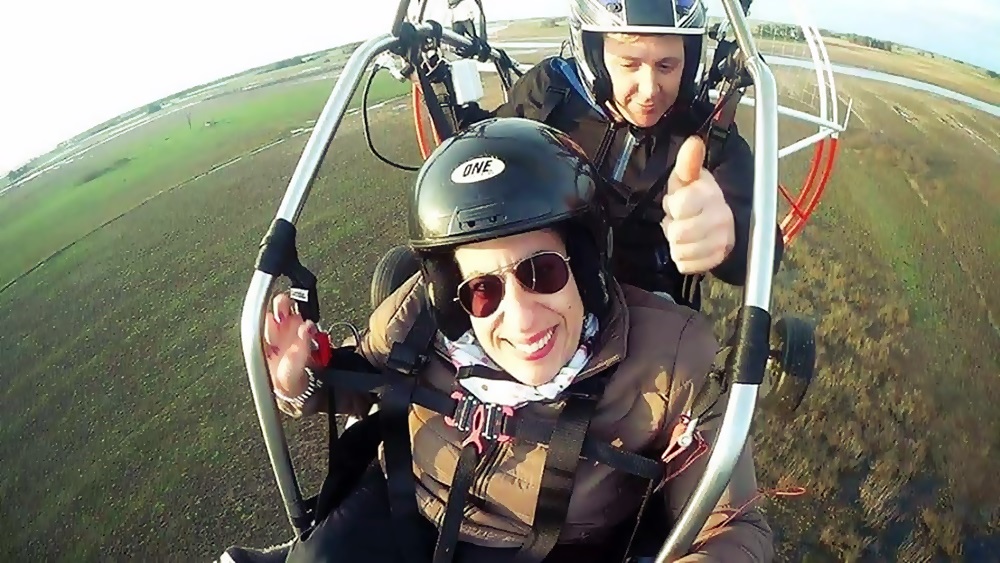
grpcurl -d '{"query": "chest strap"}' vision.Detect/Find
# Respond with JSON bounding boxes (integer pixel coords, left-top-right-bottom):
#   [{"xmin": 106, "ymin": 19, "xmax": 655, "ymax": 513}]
[
  {"xmin": 512, "ymin": 372, "xmax": 612, "ymax": 563},
  {"xmin": 316, "ymin": 363, "xmax": 662, "ymax": 482}
]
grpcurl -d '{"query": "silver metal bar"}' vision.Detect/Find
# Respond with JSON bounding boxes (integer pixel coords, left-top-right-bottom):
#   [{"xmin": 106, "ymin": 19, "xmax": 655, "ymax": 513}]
[
  {"xmin": 241, "ymin": 18, "xmax": 525, "ymax": 535},
  {"xmin": 391, "ymin": 0, "xmax": 412, "ymax": 36},
  {"xmin": 778, "ymin": 128, "xmax": 835, "ymax": 159},
  {"xmin": 240, "ymin": 273, "xmax": 303, "ymax": 527},
  {"xmin": 275, "ymin": 34, "xmax": 402, "ymax": 223},
  {"xmin": 707, "ymin": 89, "xmax": 847, "ymax": 131},
  {"xmin": 654, "ymin": 0, "xmax": 778, "ymax": 557},
  {"xmin": 240, "ymin": 32, "xmax": 400, "ymax": 534},
  {"xmin": 273, "ymin": 25, "xmax": 508, "ymax": 225}
]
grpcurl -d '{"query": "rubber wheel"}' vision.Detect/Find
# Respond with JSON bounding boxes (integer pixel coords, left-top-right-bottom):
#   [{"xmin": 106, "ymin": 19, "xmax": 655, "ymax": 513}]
[
  {"xmin": 760, "ymin": 315, "xmax": 816, "ymax": 416},
  {"xmin": 369, "ymin": 244, "xmax": 420, "ymax": 311}
]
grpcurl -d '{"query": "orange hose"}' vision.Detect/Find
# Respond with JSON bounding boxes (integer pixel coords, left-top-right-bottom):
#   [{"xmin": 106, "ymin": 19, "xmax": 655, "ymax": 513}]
[
  {"xmin": 412, "ymin": 83, "xmax": 432, "ymax": 159},
  {"xmin": 411, "ymin": 81, "xmax": 442, "ymax": 159}
]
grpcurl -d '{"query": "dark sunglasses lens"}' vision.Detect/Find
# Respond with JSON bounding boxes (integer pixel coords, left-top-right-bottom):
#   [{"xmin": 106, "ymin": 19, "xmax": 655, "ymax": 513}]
[
  {"xmin": 459, "ymin": 275, "xmax": 504, "ymax": 318},
  {"xmin": 515, "ymin": 253, "xmax": 569, "ymax": 294}
]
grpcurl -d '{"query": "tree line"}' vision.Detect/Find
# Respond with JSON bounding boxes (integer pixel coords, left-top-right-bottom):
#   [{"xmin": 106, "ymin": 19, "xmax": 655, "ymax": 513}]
[{"xmin": 754, "ymin": 22, "xmax": 896, "ymax": 52}]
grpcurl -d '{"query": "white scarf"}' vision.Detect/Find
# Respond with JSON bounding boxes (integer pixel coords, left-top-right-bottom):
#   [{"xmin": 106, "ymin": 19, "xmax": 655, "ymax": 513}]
[{"xmin": 436, "ymin": 314, "xmax": 599, "ymax": 408}]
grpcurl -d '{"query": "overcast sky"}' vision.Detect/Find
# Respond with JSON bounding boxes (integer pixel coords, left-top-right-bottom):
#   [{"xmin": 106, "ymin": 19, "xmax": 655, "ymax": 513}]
[{"xmin": 1, "ymin": 0, "xmax": 998, "ymax": 175}]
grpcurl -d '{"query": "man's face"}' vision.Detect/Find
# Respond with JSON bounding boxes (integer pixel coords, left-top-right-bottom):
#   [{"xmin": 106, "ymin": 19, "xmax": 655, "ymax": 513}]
[{"xmin": 603, "ymin": 33, "xmax": 686, "ymax": 128}]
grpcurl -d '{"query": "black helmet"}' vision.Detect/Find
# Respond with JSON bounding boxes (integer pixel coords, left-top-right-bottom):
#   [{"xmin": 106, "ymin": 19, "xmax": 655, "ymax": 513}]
[
  {"xmin": 408, "ymin": 117, "xmax": 613, "ymax": 339},
  {"xmin": 568, "ymin": 0, "xmax": 708, "ymax": 112}
]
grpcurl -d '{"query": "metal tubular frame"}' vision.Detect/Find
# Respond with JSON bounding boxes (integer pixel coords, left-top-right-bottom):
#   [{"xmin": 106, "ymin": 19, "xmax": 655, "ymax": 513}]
[
  {"xmin": 239, "ymin": 0, "xmax": 780, "ymax": 557},
  {"xmin": 655, "ymin": 0, "xmax": 778, "ymax": 558},
  {"xmin": 239, "ymin": 15, "xmax": 513, "ymax": 533}
]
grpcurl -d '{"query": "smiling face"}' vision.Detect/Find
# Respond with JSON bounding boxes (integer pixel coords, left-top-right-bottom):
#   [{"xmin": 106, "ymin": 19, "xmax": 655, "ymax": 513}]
[
  {"xmin": 603, "ymin": 32, "xmax": 686, "ymax": 128},
  {"xmin": 453, "ymin": 228, "xmax": 585, "ymax": 387}
]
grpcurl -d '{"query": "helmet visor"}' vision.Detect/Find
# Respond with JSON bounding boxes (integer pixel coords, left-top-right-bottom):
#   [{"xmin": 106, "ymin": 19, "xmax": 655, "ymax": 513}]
[{"xmin": 572, "ymin": 0, "xmax": 707, "ymax": 35}]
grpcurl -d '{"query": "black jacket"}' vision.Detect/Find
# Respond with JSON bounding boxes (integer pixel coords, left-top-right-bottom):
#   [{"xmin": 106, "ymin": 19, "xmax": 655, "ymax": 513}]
[{"xmin": 454, "ymin": 56, "xmax": 783, "ymax": 310}]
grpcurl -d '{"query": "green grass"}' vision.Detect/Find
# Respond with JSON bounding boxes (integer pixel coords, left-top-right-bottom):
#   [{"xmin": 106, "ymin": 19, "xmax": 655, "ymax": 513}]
[
  {"xmin": 0, "ymin": 97, "xmax": 421, "ymax": 559},
  {"xmin": 2, "ymin": 46, "xmax": 999, "ymax": 562},
  {"xmin": 722, "ymin": 72, "xmax": 1000, "ymax": 560},
  {"xmin": 0, "ymin": 71, "xmax": 410, "ymax": 291}
]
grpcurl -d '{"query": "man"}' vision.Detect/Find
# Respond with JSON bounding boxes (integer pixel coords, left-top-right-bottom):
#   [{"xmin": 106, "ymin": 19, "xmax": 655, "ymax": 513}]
[{"xmin": 445, "ymin": 0, "xmax": 783, "ymax": 310}]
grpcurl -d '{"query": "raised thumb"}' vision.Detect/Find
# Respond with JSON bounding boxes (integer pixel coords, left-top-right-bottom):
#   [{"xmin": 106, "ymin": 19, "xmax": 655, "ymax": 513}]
[{"xmin": 670, "ymin": 135, "xmax": 707, "ymax": 191}]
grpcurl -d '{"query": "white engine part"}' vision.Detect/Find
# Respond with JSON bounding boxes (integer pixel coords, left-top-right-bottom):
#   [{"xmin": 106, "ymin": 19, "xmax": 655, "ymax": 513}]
[{"xmin": 449, "ymin": 58, "xmax": 484, "ymax": 106}]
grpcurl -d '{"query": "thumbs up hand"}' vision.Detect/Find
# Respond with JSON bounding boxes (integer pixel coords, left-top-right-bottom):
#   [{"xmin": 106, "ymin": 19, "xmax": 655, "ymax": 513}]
[{"xmin": 661, "ymin": 136, "xmax": 736, "ymax": 275}]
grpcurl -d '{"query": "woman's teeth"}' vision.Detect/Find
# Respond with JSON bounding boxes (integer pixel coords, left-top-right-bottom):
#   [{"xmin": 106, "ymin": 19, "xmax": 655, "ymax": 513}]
[{"xmin": 513, "ymin": 328, "xmax": 554, "ymax": 355}]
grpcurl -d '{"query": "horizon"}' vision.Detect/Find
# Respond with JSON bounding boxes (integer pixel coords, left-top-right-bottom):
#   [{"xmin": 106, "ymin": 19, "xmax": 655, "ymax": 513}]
[{"xmin": 2, "ymin": 0, "xmax": 998, "ymax": 176}]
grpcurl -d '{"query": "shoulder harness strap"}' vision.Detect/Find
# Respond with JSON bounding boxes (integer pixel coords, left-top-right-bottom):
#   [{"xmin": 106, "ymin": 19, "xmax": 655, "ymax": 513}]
[
  {"xmin": 512, "ymin": 369, "xmax": 616, "ymax": 563},
  {"xmin": 537, "ymin": 83, "xmax": 570, "ymax": 124},
  {"xmin": 380, "ymin": 306, "xmax": 439, "ymax": 562},
  {"xmin": 311, "ymin": 306, "xmax": 438, "ymax": 561}
]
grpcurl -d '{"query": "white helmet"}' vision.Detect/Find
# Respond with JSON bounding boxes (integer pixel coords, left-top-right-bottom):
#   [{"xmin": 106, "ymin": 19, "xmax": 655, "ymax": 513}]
[{"xmin": 568, "ymin": 0, "xmax": 708, "ymax": 112}]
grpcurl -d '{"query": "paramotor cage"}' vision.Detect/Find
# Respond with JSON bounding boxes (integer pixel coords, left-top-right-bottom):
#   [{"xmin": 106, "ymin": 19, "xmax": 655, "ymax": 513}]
[
  {"xmin": 239, "ymin": 0, "xmax": 779, "ymax": 560},
  {"xmin": 705, "ymin": 1, "xmax": 852, "ymax": 245}
]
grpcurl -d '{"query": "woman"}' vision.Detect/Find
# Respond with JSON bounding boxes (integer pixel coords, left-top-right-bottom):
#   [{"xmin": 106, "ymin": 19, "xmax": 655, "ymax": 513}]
[{"xmin": 225, "ymin": 117, "xmax": 772, "ymax": 563}]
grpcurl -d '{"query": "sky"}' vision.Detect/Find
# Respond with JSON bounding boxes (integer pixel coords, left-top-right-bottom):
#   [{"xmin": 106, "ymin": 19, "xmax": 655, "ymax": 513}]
[{"xmin": 1, "ymin": 0, "xmax": 998, "ymax": 176}]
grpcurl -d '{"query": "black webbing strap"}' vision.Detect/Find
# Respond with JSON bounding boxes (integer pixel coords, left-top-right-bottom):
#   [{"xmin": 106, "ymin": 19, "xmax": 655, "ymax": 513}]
[
  {"xmin": 680, "ymin": 273, "xmax": 705, "ymax": 312},
  {"xmin": 593, "ymin": 124, "xmax": 620, "ymax": 172},
  {"xmin": 381, "ymin": 378, "xmax": 428, "ymax": 563},
  {"xmin": 538, "ymin": 85, "xmax": 569, "ymax": 123},
  {"xmin": 619, "ymin": 140, "xmax": 674, "ymax": 223},
  {"xmin": 430, "ymin": 365, "xmax": 514, "ymax": 563},
  {"xmin": 326, "ymin": 389, "xmax": 339, "ymax": 493},
  {"xmin": 700, "ymin": 70, "xmax": 746, "ymax": 172},
  {"xmin": 381, "ymin": 307, "xmax": 439, "ymax": 562},
  {"xmin": 512, "ymin": 391, "xmax": 606, "ymax": 562},
  {"xmin": 386, "ymin": 307, "xmax": 438, "ymax": 377},
  {"xmin": 598, "ymin": 130, "xmax": 677, "ymax": 232},
  {"xmin": 308, "ymin": 306, "xmax": 434, "ymax": 561},
  {"xmin": 312, "ymin": 410, "xmax": 383, "ymax": 523},
  {"xmin": 703, "ymin": 107, "xmax": 736, "ymax": 172},
  {"xmin": 609, "ymin": 478, "xmax": 659, "ymax": 562},
  {"xmin": 431, "ymin": 445, "xmax": 480, "ymax": 563},
  {"xmin": 608, "ymin": 368, "xmax": 725, "ymax": 562},
  {"xmin": 414, "ymin": 57, "xmax": 457, "ymax": 141},
  {"xmin": 688, "ymin": 350, "xmax": 729, "ymax": 424}
]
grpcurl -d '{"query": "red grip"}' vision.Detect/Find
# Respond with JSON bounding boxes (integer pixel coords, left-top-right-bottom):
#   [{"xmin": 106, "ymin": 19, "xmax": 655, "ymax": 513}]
[{"xmin": 311, "ymin": 330, "xmax": 333, "ymax": 367}]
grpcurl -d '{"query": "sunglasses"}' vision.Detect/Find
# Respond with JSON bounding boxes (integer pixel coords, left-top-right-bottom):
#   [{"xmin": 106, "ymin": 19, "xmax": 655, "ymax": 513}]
[{"xmin": 455, "ymin": 251, "xmax": 572, "ymax": 318}]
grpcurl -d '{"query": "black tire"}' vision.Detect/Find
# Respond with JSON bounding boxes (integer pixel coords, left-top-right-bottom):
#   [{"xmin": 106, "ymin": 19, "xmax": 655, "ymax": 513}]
[
  {"xmin": 760, "ymin": 315, "xmax": 816, "ymax": 416},
  {"xmin": 369, "ymin": 245, "xmax": 420, "ymax": 311}
]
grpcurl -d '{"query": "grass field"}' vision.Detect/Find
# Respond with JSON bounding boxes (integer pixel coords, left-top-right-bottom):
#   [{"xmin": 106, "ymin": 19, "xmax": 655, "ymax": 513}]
[
  {"xmin": 0, "ymin": 71, "xmax": 411, "ymax": 292},
  {"xmin": 2, "ymin": 31, "xmax": 999, "ymax": 562}
]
